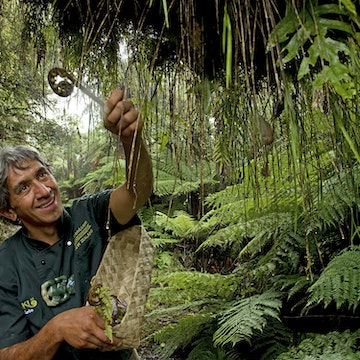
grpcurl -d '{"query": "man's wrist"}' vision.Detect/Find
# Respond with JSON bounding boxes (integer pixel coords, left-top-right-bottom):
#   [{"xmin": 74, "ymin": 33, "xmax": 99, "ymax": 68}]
[{"xmin": 45, "ymin": 315, "xmax": 64, "ymax": 346}]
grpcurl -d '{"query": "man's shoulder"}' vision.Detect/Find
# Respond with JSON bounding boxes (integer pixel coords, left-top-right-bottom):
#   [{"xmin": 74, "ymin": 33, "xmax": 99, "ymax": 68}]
[
  {"xmin": 0, "ymin": 229, "xmax": 23, "ymax": 253},
  {"xmin": 66, "ymin": 190, "xmax": 111, "ymax": 210},
  {"xmin": 0, "ymin": 230, "xmax": 23, "ymax": 277}
]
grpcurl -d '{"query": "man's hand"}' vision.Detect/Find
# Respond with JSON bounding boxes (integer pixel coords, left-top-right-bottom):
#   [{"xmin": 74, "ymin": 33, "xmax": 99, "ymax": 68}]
[
  {"xmin": 54, "ymin": 306, "xmax": 121, "ymax": 351},
  {"xmin": 103, "ymin": 88, "xmax": 142, "ymax": 142}
]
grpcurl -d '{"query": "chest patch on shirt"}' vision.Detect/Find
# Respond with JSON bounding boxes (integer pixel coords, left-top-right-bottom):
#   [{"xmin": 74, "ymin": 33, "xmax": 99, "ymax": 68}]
[
  {"xmin": 41, "ymin": 274, "xmax": 75, "ymax": 307},
  {"xmin": 21, "ymin": 297, "xmax": 38, "ymax": 315},
  {"xmin": 74, "ymin": 221, "xmax": 93, "ymax": 250}
]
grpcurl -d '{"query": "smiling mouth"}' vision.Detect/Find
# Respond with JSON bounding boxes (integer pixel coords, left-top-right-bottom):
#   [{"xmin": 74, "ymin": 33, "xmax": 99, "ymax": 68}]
[{"xmin": 38, "ymin": 197, "xmax": 55, "ymax": 209}]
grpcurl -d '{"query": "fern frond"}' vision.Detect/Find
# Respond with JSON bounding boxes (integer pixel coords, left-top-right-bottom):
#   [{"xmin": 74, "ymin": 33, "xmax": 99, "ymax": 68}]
[
  {"xmin": 153, "ymin": 313, "xmax": 215, "ymax": 359},
  {"xmin": 310, "ymin": 164, "xmax": 360, "ymax": 233},
  {"xmin": 149, "ymin": 271, "xmax": 237, "ymax": 306},
  {"xmin": 204, "ymin": 184, "xmax": 244, "ymax": 210},
  {"xmin": 238, "ymin": 229, "xmax": 273, "ymax": 259},
  {"xmin": 78, "ymin": 157, "xmax": 126, "ymax": 194},
  {"xmin": 147, "ymin": 299, "xmax": 223, "ymax": 318},
  {"xmin": 274, "ymin": 231, "xmax": 305, "ymax": 273},
  {"xmin": 287, "ymin": 276, "xmax": 311, "ymax": 301},
  {"xmin": 276, "ymin": 329, "xmax": 360, "ymax": 359},
  {"xmin": 306, "ymin": 246, "xmax": 360, "ymax": 311},
  {"xmin": 136, "ymin": 206, "xmax": 155, "ymax": 226},
  {"xmin": 153, "ymin": 145, "xmax": 217, "ymax": 198},
  {"xmin": 253, "ymin": 317, "xmax": 293, "ymax": 360},
  {"xmin": 213, "ymin": 290, "xmax": 282, "ymax": 347},
  {"xmin": 198, "ymin": 211, "xmax": 294, "ymax": 254},
  {"xmin": 187, "ymin": 336, "xmax": 237, "ymax": 360},
  {"xmin": 197, "ymin": 222, "xmax": 247, "ymax": 250},
  {"xmin": 153, "ymin": 251, "xmax": 182, "ymax": 270},
  {"xmin": 154, "ymin": 179, "xmax": 180, "ymax": 197},
  {"xmin": 154, "ymin": 210, "xmax": 197, "ymax": 237}
]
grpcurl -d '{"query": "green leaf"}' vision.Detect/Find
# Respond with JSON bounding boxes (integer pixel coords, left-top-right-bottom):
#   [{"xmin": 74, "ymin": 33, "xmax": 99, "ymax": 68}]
[
  {"xmin": 318, "ymin": 18, "xmax": 354, "ymax": 35},
  {"xmin": 340, "ymin": 0, "xmax": 357, "ymax": 17},
  {"xmin": 162, "ymin": 0, "xmax": 169, "ymax": 28},
  {"xmin": 267, "ymin": 10, "xmax": 298, "ymax": 49},
  {"xmin": 282, "ymin": 26, "xmax": 310, "ymax": 64},
  {"xmin": 222, "ymin": 4, "xmax": 232, "ymax": 88},
  {"xmin": 307, "ymin": 246, "xmax": 360, "ymax": 311},
  {"xmin": 214, "ymin": 291, "xmax": 282, "ymax": 347},
  {"xmin": 314, "ymin": 65, "xmax": 355, "ymax": 99},
  {"xmin": 313, "ymin": 3, "xmax": 349, "ymax": 17},
  {"xmin": 298, "ymin": 37, "xmax": 351, "ymax": 81}
]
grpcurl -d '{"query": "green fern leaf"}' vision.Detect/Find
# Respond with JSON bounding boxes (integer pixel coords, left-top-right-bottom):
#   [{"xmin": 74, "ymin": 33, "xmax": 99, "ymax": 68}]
[
  {"xmin": 149, "ymin": 271, "xmax": 237, "ymax": 307},
  {"xmin": 188, "ymin": 336, "xmax": 237, "ymax": 360},
  {"xmin": 307, "ymin": 246, "xmax": 360, "ymax": 311},
  {"xmin": 276, "ymin": 329, "xmax": 360, "ymax": 359},
  {"xmin": 153, "ymin": 313, "xmax": 214, "ymax": 359},
  {"xmin": 213, "ymin": 290, "xmax": 282, "ymax": 347},
  {"xmin": 298, "ymin": 37, "xmax": 350, "ymax": 79}
]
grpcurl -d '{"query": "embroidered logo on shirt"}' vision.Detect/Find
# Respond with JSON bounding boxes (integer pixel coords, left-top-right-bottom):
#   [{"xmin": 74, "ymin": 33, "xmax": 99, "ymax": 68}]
[
  {"xmin": 74, "ymin": 221, "xmax": 93, "ymax": 250},
  {"xmin": 21, "ymin": 297, "xmax": 38, "ymax": 315},
  {"xmin": 41, "ymin": 274, "xmax": 75, "ymax": 307}
]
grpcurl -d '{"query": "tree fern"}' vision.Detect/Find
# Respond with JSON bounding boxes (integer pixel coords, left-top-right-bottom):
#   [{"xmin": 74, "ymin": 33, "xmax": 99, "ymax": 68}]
[
  {"xmin": 146, "ymin": 272, "xmax": 239, "ymax": 357},
  {"xmin": 137, "ymin": 206, "xmax": 155, "ymax": 227},
  {"xmin": 275, "ymin": 275, "xmax": 310, "ymax": 303},
  {"xmin": 213, "ymin": 290, "xmax": 282, "ymax": 347},
  {"xmin": 148, "ymin": 299, "xmax": 223, "ymax": 318},
  {"xmin": 306, "ymin": 246, "xmax": 360, "ymax": 311}
]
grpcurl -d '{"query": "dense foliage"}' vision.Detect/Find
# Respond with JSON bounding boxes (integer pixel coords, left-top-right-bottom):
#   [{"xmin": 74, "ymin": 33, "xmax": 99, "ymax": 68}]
[{"xmin": 1, "ymin": 0, "xmax": 360, "ymax": 359}]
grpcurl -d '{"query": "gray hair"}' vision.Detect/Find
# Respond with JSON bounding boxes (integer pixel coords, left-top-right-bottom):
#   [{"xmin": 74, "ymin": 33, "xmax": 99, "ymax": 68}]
[{"xmin": 0, "ymin": 145, "xmax": 52, "ymax": 212}]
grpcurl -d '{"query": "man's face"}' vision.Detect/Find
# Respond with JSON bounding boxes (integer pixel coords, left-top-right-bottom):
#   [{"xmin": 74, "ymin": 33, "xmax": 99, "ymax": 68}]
[{"xmin": 4, "ymin": 159, "xmax": 62, "ymax": 233}]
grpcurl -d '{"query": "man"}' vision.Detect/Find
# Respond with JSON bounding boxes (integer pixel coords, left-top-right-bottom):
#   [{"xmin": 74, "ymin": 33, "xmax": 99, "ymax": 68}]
[{"xmin": 0, "ymin": 88, "xmax": 153, "ymax": 359}]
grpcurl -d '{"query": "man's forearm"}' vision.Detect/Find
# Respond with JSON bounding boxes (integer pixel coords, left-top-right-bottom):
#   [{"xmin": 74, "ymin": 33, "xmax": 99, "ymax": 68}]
[
  {"xmin": 110, "ymin": 134, "xmax": 153, "ymax": 224},
  {"xmin": 0, "ymin": 319, "xmax": 61, "ymax": 360},
  {"xmin": 124, "ymin": 135, "xmax": 153, "ymax": 206}
]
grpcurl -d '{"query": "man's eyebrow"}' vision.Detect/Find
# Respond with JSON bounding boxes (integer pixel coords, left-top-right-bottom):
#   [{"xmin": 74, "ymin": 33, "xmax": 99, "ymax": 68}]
[{"xmin": 36, "ymin": 166, "xmax": 49, "ymax": 175}]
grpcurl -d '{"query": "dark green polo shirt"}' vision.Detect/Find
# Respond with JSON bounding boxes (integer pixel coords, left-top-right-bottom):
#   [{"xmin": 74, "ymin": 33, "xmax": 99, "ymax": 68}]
[{"xmin": 0, "ymin": 190, "xmax": 140, "ymax": 360}]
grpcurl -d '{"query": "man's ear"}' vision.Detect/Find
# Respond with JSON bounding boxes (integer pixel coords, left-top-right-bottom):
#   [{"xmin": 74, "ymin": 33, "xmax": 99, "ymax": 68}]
[{"xmin": 0, "ymin": 208, "xmax": 17, "ymax": 222}]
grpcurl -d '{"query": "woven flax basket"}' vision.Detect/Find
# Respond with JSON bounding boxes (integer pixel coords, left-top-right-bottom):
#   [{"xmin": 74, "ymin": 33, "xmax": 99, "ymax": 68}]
[{"xmin": 91, "ymin": 225, "xmax": 154, "ymax": 349}]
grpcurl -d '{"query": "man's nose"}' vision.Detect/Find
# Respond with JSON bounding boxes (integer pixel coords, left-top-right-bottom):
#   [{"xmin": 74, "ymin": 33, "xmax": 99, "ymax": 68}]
[{"xmin": 34, "ymin": 180, "xmax": 51, "ymax": 196}]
